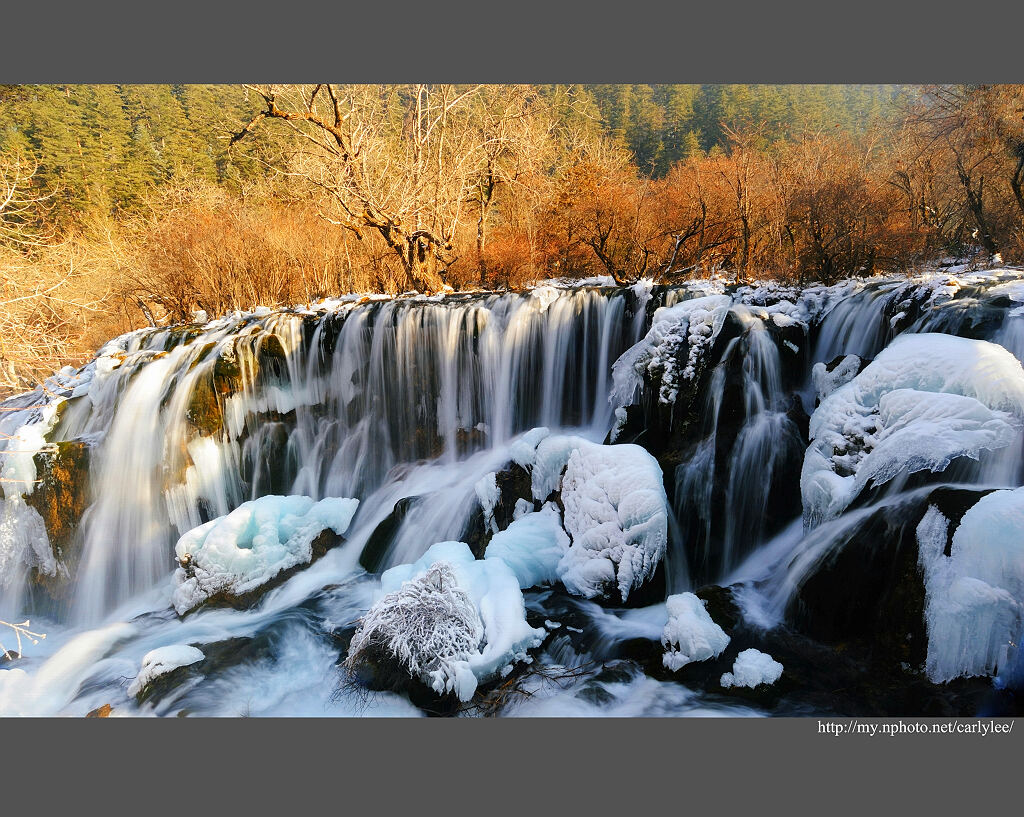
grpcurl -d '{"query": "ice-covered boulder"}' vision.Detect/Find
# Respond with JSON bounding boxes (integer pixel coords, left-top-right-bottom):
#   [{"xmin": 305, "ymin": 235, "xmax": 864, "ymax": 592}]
[
  {"xmin": 917, "ymin": 488, "xmax": 1024, "ymax": 686},
  {"xmin": 661, "ymin": 592, "xmax": 730, "ymax": 672},
  {"xmin": 347, "ymin": 541, "xmax": 545, "ymax": 702},
  {"xmin": 551, "ymin": 438, "xmax": 669, "ymax": 603},
  {"xmin": 127, "ymin": 645, "xmax": 205, "ymax": 699},
  {"xmin": 172, "ymin": 494, "xmax": 359, "ymax": 615},
  {"xmin": 801, "ymin": 334, "xmax": 1024, "ymax": 526},
  {"xmin": 720, "ymin": 649, "xmax": 783, "ymax": 689},
  {"xmin": 611, "ymin": 295, "xmax": 732, "ymax": 408},
  {"xmin": 490, "ymin": 431, "xmax": 669, "ymax": 603}
]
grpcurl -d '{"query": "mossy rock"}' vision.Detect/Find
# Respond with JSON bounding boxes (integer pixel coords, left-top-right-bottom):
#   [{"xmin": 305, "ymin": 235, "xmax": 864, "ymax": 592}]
[
  {"xmin": 24, "ymin": 440, "xmax": 91, "ymax": 600},
  {"xmin": 185, "ymin": 373, "xmax": 224, "ymax": 437}
]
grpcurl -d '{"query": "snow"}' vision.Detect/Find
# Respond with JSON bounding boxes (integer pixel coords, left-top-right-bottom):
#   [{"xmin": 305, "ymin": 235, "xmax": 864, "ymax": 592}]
[
  {"xmin": 609, "ymin": 406, "xmax": 628, "ymax": 443},
  {"xmin": 0, "ymin": 501, "xmax": 55, "ymax": 591},
  {"xmin": 554, "ymin": 438, "xmax": 669, "ymax": 602},
  {"xmin": 720, "ymin": 649, "xmax": 784, "ymax": 688},
  {"xmin": 484, "ymin": 503, "xmax": 569, "ymax": 589},
  {"xmin": 802, "ymin": 334, "xmax": 1024, "ymax": 525},
  {"xmin": 512, "ymin": 498, "xmax": 534, "ymax": 521},
  {"xmin": 661, "ymin": 593, "xmax": 731, "ymax": 672},
  {"xmin": 0, "ymin": 397, "xmax": 64, "ymax": 593},
  {"xmin": 917, "ymin": 490, "xmax": 1024, "ymax": 685},
  {"xmin": 530, "ymin": 433, "xmax": 591, "ymax": 501},
  {"xmin": 811, "ymin": 355, "xmax": 864, "ymax": 403},
  {"xmin": 474, "ymin": 471, "xmax": 500, "ymax": 535},
  {"xmin": 509, "ymin": 426, "xmax": 551, "ymax": 469},
  {"xmin": 351, "ymin": 560, "xmax": 484, "ymax": 701},
  {"xmin": 127, "ymin": 645, "xmax": 205, "ymax": 698},
  {"xmin": 610, "ymin": 294, "xmax": 732, "ymax": 408},
  {"xmin": 374, "ymin": 541, "xmax": 546, "ymax": 700},
  {"xmin": 171, "ymin": 495, "xmax": 359, "ymax": 615},
  {"xmin": 0, "ymin": 400, "xmax": 61, "ymax": 494},
  {"xmin": 531, "ymin": 285, "xmax": 561, "ymax": 312}
]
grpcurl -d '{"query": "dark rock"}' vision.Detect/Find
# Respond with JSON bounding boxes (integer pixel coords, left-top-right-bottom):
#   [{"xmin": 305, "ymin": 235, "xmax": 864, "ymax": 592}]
[
  {"xmin": 786, "ymin": 496, "xmax": 931, "ymax": 670},
  {"xmin": 695, "ymin": 584, "xmax": 740, "ymax": 632},
  {"xmin": 461, "ymin": 461, "xmax": 537, "ymax": 558},
  {"xmin": 359, "ymin": 496, "xmax": 423, "ymax": 573}
]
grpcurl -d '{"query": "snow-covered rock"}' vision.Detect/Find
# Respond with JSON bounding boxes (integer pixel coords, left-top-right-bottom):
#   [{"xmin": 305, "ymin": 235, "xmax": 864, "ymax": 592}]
[
  {"xmin": 172, "ymin": 495, "xmax": 359, "ymax": 615},
  {"xmin": 355, "ymin": 541, "xmax": 546, "ymax": 701},
  {"xmin": 661, "ymin": 593, "xmax": 730, "ymax": 672},
  {"xmin": 917, "ymin": 489, "xmax": 1024, "ymax": 685},
  {"xmin": 720, "ymin": 649, "xmax": 783, "ymax": 689},
  {"xmin": 611, "ymin": 294, "xmax": 732, "ymax": 408},
  {"xmin": 531, "ymin": 436, "xmax": 669, "ymax": 602},
  {"xmin": 127, "ymin": 645, "xmax": 205, "ymax": 698},
  {"xmin": 801, "ymin": 334, "xmax": 1024, "ymax": 526}
]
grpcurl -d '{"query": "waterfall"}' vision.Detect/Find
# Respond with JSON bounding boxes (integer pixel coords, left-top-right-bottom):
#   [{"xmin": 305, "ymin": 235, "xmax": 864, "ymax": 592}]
[{"xmin": 3, "ymin": 268, "xmax": 1024, "ymax": 716}]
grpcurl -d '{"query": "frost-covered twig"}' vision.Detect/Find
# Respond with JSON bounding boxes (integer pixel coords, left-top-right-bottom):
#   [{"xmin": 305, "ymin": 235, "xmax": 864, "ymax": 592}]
[{"xmin": 0, "ymin": 618, "xmax": 46, "ymax": 660}]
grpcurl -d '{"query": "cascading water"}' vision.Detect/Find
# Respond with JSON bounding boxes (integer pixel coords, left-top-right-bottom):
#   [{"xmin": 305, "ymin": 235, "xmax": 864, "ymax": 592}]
[{"xmin": 2, "ymin": 267, "xmax": 1024, "ymax": 717}]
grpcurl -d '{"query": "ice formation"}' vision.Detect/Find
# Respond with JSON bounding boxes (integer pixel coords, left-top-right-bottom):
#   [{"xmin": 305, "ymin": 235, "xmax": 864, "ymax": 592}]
[
  {"xmin": 364, "ymin": 541, "xmax": 546, "ymax": 700},
  {"xmin": 610, "ymin": 294, "xmax": 732, "ymax": 407},
  {"xmin": 127, "ymin": 645, "xmax": 205, "ymax": 698},
  {"xmin": 811, "ymin": 355, "xmax": 865, "ymax": 403},
  {"xmin": 474, "ymin": 471, "xmax": 500, "ymax": 534},
  {"xmin": 720, "ymin": 649, "xmax": 784, "ymax": 689},
  {"xmin": 484, "ymin": 503, "xmax": 569, "ymax": 589},
  {"xmin": 661, "ymin": 593, "xmax": 731, "ymax": 671},
  {"xmin": 172, "ymin": 495, "xmax": 359, "ymax": 614},
  {"xmin": 802, "ymin": 334, "xmax": 1024, "ymax": 525},
  {"xmin": 916, "ymin": 489, "xmax": 1024, "ymax": 685}
]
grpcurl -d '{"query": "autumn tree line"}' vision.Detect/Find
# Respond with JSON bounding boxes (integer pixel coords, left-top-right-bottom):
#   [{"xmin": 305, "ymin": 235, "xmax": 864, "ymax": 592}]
[{"xmin": 1, "ymin": 84, "xmax": 1023, "ymax": 392}]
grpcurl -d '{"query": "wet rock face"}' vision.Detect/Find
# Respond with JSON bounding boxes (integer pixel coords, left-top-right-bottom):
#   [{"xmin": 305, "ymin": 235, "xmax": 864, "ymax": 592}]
[
  {"xmin": 783, "ymin": 486, "xmax": 1007, "ymax": 690},
  {"xmin": 461, "ymin": 462, "xmax": 539, "ymax": 559},
  {"xmin": 185, "ymin": 332, "xmax": 291, "ymax": 439},
  {"xmin": 787, "ymin": 498, "xmax": 931, "ymax": 670},
  {"xmin": 360, "ymin": 496, "xmax": 423, "ymax": 573},
  {"xmin": 23, "ymin": 440, "xmax": 91, "ymax": 601}
]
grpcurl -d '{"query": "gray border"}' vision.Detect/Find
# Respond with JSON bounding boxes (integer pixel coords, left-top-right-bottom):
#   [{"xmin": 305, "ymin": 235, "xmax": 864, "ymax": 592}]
[
  {"xmin": 3, "ymin": 1, "xmax": 1023, "ymax": 811},
  {"xmin": 3, "ymin": 717, "xmax": 1019, "ymax": 810},
  {"xmin": 2, "ymin": 1, "xmax": 1023, "ymax": 81}
]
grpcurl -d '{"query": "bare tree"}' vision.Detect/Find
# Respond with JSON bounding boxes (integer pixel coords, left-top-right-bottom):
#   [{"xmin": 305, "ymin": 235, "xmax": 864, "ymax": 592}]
[
  {"xmin": 231, "ymin": 84, "xmax": 520, "ymax": 293},
  {"xmin": 1, "ymin": 150, "xmax": 105, "ymax": 392}
]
